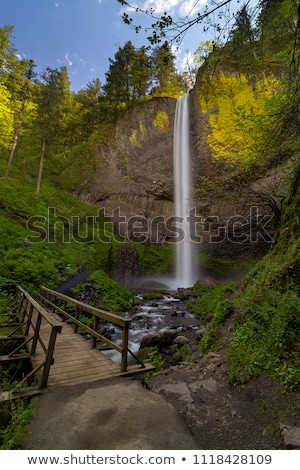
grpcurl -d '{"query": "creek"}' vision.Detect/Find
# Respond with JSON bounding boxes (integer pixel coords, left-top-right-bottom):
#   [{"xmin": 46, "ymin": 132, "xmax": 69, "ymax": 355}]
[{"xmin": 100, "ymin": 292, "xmax": 202, "ymax": 365}]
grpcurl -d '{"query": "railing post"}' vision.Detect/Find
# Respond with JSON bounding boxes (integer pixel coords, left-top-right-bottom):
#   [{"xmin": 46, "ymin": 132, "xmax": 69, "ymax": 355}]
[
  {"xmin": 39, "ymin": 325, "xmax": 61, "ymax": 389},
  {"xmin": 30, "ymin": 311, "xmax": 42, "ymax": 355},
  {"xmin": 74, "ymin": 307, "xmax": 80, "ymax": 333},
  {"xmin": 25, "ymin": 303, "xmax": 34, "ymax": 336},
  {"xmin": 121, "ymin": 323, "xmax": 129, "ymax": 372},
  {"xmin": 92, "ymin": 315, "xmax": 99, "ymax": 348},
  {"xmin": 19, "ymin": 296, "xmax": 28, "ymax": 323}
]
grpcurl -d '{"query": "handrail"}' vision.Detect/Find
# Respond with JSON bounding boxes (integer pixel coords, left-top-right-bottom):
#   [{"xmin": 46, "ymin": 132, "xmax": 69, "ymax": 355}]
[
  {"xmin": 16, "ymin": 286, "xmax": 62, "ymax": 329},
  {"xmin": 0, "ymin": 286, "xmax": 62, "ymax": 394},
  {"xmin": 39, "ymin": 286, "xmax": 132, "ymax": 372},
  {"xmin": 40, "ymin": 286, "xmax": 129, "ymax": 327}
]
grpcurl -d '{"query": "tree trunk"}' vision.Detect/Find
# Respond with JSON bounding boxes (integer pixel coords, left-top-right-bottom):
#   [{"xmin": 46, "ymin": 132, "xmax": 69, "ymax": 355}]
[
  {"xmin": 36, "ymin": 139, "xmax": 46, "ymax": 195},
  {"xmin": 5, "ymin": 106, "xmax": 25, "ymax": 179}
]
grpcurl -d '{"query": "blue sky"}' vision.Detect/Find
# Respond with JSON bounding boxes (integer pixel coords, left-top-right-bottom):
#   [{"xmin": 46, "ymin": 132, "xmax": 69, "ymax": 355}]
[{"xmin": 2, "ymin": 0, "xmax": 233, "ymax": 92}]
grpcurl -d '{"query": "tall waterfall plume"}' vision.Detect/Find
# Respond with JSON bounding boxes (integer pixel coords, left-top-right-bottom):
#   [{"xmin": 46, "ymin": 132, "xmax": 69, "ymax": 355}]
[{"xmin": 173, "ymin": 93, "xmax": 199, "ymax": 288}]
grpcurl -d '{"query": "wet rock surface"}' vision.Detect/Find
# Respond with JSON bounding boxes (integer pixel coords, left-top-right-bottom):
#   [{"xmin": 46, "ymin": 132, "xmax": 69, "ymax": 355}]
[
  {"xmin": 127, "ymin": 293, "xmax": 205, "ymax": 366},
  {"xmin": 147, "ymin": 348, "xmax": 300, "ymax": 450}
]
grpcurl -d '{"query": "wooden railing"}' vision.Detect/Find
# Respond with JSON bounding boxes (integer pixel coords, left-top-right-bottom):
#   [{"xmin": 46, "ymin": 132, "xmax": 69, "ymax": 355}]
[
  {"xmin": 0, "ymin": 286, "xmax": 62, "ymax": 397},
  {"xmin": 39, "ymin": 286, "xmax": 144, "ymax": 373}
]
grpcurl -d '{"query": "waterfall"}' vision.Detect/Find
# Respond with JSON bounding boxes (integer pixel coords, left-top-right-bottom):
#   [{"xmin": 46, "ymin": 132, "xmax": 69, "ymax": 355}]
[{"xmin": 173, "ymin": 93, "xmax": 198, "ymax": 288}]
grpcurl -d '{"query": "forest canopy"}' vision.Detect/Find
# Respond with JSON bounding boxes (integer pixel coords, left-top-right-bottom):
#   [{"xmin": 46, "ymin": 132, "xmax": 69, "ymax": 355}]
[{"xmin": 0, "ymin": 0, "xmax": 299, "ymax": 189}]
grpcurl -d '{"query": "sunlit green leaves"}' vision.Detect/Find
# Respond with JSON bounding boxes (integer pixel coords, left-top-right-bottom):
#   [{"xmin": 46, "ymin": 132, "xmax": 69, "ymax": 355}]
[{"xmin": 0, "ymin": 83, "xmax": 14, "ymax": 150}]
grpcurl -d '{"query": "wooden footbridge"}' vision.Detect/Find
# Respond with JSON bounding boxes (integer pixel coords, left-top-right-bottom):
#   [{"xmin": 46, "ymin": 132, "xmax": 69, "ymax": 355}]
[{"xmin": 0, "ymin": 285, "xmax": 154, "ymax": 400}]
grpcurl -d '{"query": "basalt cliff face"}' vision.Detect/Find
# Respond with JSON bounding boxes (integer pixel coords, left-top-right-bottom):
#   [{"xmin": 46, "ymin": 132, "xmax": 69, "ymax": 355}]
[
  {"xmin": 80, "ymin": 97, "xmax": 177, "ymax": 244},
  {"xmin": 64, "ymin": 84, "xmax": 293, "ymax": 258}
]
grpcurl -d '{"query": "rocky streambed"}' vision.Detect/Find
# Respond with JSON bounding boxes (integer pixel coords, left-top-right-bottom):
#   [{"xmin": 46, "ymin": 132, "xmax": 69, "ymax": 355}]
[{"xmin": 99, "ymin": 292, "xmax": 205, "ymax": 367}]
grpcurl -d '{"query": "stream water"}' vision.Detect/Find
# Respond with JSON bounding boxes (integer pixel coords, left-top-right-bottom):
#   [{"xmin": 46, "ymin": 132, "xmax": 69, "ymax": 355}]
[{"xmin": 100, "ymin": 292, "xmax": 201, "ymax": 365}]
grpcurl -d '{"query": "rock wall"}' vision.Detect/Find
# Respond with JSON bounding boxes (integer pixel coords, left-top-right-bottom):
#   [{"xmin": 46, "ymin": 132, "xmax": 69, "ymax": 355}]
[
  {"xmin": 82, "ymin": 97, "xmax": 177, "ymax": 243},
  {"xmin": 73, "ymin": 86, "xmax": 293, "ymax": 259}
]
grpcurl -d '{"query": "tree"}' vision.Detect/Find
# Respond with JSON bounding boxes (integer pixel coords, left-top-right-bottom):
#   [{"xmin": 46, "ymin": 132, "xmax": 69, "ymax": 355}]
[
  {"xmin": 150, "ymin": 43, "xmax": 184, "ymax": 96},
  {"xmin": 130, "ymin": 45, "xmax": 151, "ymax": 99},
  {"xmin": 103, "ymin": 41, "xmax": 135, "ymax": 106},
  {"xmin": 6, "ymin": 59, "xmax": 35, "ymax": 178},
  {"xmin": 194, "ymin": 40, "xmax": 217, "ymax": 68},
  {"xmin": 257, "ymin": 0, "xmax": 294, "ymax": 55},
  {"xmin": 0, "ymin": 25, "xmax": 18, "ymax": 81},
  {"xmin": 229, "ymin": 4, "xmax": 258, "ymax": 59},
  {"xmin": 0, "ymin": 27, "xmax": 37, "ymax": 177},
  {"xmin": 103, "ymin": 41, "xmax": 151, "ymax": 106},
  {"xmin": 76, "ymin": 78, "xmax": 102, "ymax": 133},
  {"xmin": 34, "ymin": 67, "xmax": 69, "ymax": 194}
]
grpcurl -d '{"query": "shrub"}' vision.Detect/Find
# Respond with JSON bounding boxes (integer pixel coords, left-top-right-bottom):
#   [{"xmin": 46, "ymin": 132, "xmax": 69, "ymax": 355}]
[
  {"xmin": 88, "ymin": 270, "xmax": 136, "ymax": 313},
  {"xmin": 187, "ymin": 282, "xmax": 235, "ymax": 352}
]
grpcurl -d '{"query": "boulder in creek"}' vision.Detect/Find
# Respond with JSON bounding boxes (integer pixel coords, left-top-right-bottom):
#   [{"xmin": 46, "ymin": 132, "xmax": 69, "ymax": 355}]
[
  {"xmin": 173, "ymin": 335, "xmax": 189, "ymax": 346},
  {"xmin": 139, "ymin": 330, "xmax": 177, "ymax": 350}
]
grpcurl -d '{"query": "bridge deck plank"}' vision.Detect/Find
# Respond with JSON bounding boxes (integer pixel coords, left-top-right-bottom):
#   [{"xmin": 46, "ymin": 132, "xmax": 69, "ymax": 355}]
[{"xmin": 30, "ymin": 311, "xmax": 129, "ymax": 387}]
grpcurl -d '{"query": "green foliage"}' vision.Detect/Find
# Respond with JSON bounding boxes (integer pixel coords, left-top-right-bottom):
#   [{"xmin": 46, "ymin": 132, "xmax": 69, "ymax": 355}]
[
  {"xmin": 153, "ymin": 111, "xmax": 169, "ymax": 130},
  {"xmin": 200, "ymin": 73, "xmax": 280, "ymax": 168},
  {"xmin": 150, "ymin": 43, "xmax": 185, "ymax": 97},
  {"xmin": 0, "ymin": 83, "xmax": 14, "ymax": 150},
  {"xmin": 0, "ymin": 177, "xmax": 116, "ymax": 294},
  {"xmin": 187, "ymin": 282, "xmax": 235, "ymax": 352},
  {"xmin": 143, "ymin": 347, "xmax": 165, "ymax": 381},
  {"xmin": 0, "ymin": 276, "xmax": 16, "ymax": 293},
  {"xmin": 257, "ymin": 0, "xmax": 295, "ymax": 56},
  {"xmin": 187, "ymin": 282, "xmax": 235, "ymax": 318},
  {"xmin": 0, "ymin": 248, "xmax": 60, "ymax": 293},
  {"xmin": 78, "ymin": 314, "xmax": 94, "ymax": 330},
  {"xmin": 88, "ymin": 270, "xmax": 136, "ymax": 313},
  {"xmin": 228, "ymin": 169, "xmax": 300, "ymax": 389},
  {"xmin": 198, "ymin": 252, "xmax": 257, "ymax": 281},
  {"xmin": 0, "ymin": 215, "xmax": 62, "ymax": 294},
  {"xmin": 102, "ymin": 40, "xmax": 183, "ymax": 107},
  {"xmin": 142, "ymin": 292, "xmax": 163, "ymax": 300},
  {"xmin": 228, "ymin": 290, "xmax": 300, "ymax": 388},
  {"xmin": 229, "ymin": 4, "xmax": 258, "ymax": 61},
  {"xmin": 176, "ymin": 343, "xmax": 192, "ymax": 362},
  {"xmin": 58, "ymin": 123, "xmax": 115, "ymax": 193},
  {"xmin": 0, "ymin": 397, "xmax": 38, "ymax": 450},
  {"xmin": 134, "ymin": 244, "xmax": 174, "ymax": 274},
  {"xmin": 0, "ymin": 287, "xmax": 38, "ymax": 449},
  {"xmin": 0, "ymin": 290, "xmax": 16, "ymax": 325},
  {"xmin": 103, "ymin": 41, "xmax": 151, "ymax": 107}
]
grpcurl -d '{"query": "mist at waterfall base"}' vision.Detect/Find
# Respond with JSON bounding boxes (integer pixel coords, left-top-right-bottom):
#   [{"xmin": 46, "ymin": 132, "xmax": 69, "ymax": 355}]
[{"xmin": 135, "ymin": 93, "xmax": 200, "ymax": 291}]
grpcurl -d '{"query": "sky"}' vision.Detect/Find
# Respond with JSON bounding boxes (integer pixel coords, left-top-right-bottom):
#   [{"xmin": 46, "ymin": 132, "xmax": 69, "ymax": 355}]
[{"xmin": 2, "ymin": 0, "xmax": 230, "ymax": 92}]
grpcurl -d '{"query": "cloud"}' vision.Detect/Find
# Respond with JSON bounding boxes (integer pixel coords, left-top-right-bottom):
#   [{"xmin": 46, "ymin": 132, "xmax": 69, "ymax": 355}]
[
  {"xmin": 64, "ymin": 53, "xmax": 73, "ymax": 66},
  {"xmin": 54, "ymin": 2, "xmax": 64, "ymax": 7},
  {"xmin": 179, "ymin": 0, "xmax": 207, "ymax": 17},
  {"xmin": 123, "ymin": 0, "xmax": 205, "ymax": 17},
  {"xmin": 15, "ymin": 53, "xmax": 26, "ymax": 61},
  {"xmin": 180, "ymin": 50, "xmax": 194, "ymax": 70}
]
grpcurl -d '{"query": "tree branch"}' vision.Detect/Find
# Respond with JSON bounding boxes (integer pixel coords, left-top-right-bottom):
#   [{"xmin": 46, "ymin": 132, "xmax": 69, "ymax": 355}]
[{"xmin": 117, "ymin": 0, "xmax": 237, "ymax": 44}]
